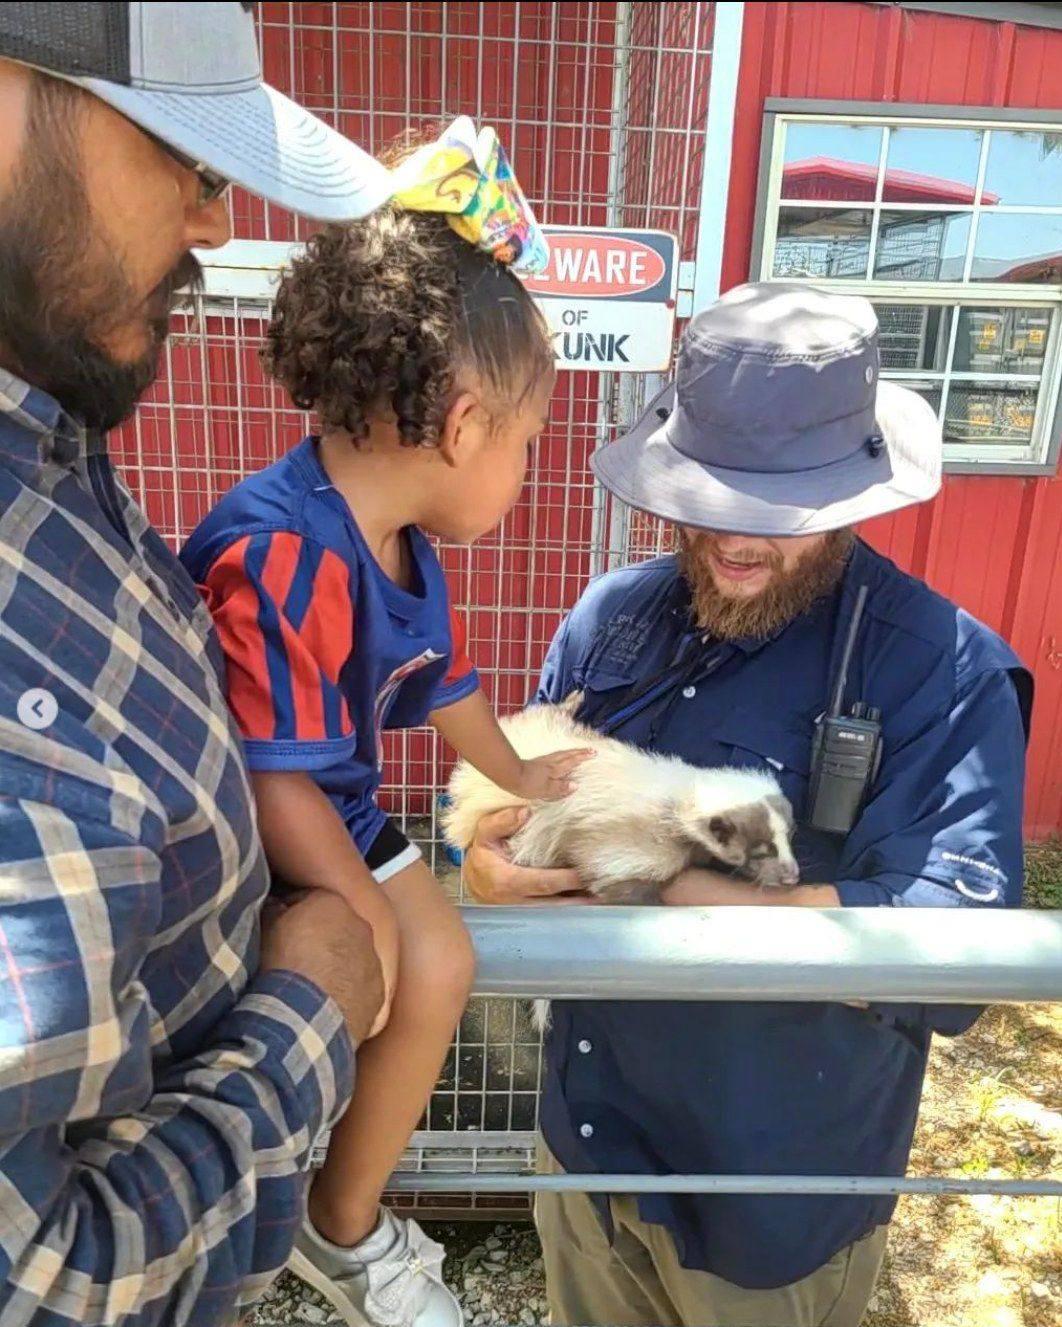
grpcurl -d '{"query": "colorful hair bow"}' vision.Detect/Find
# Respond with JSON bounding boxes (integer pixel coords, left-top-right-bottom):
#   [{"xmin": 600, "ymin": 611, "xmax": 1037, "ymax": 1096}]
[{"xmin": 389, "ymin": 116, "xmax": 549, "ymax": 275}]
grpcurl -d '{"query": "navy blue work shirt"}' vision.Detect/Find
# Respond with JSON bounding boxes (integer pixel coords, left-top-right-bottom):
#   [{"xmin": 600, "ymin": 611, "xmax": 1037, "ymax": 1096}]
[{"xmin": 535, "ymin": 539, "xmax": 1030, "ymax": 1290}]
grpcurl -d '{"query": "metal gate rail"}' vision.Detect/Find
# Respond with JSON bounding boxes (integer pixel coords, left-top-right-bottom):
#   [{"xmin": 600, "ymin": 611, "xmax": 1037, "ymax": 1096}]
[
  {"xmin": 464, "ymin": 905, "xmax": 1062, "ymax": 1004},
  {"xmin": 383, "ymin": 905, "xmax": 1062, "ymax": 1200},
  {"xmin": 388, "ymin": 1172, "xmax": 1062, "ymax": 1198}
]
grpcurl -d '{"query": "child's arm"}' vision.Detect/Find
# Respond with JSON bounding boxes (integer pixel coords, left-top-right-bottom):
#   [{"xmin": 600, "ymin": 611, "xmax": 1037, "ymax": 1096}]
[
  {"xmin": 430, "ymin": 690, "xmax": 592, "ymax": 801},
  {"xmin": 252, "ymin": 770, "xmax": 399, "ymax": 1025}
]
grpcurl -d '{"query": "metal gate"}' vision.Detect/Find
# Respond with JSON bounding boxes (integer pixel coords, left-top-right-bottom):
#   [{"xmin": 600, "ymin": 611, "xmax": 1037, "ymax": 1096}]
[{"xmin": 110, "ymin": 1, "xmax": 720, "ymax": 1207}]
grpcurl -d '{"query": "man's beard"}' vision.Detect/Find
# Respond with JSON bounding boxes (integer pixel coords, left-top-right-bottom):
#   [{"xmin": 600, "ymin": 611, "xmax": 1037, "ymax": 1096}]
[
  {"xmin": 678, "ymin": 529, "xmax": 855, "ymax": 640},
  {"xmin": 0, "ymin": 83, "xmax": 201, "ymax": 432}
]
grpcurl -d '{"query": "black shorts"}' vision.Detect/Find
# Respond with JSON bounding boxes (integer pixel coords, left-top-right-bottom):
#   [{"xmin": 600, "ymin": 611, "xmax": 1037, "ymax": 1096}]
[{"xmin": 364, "ymin": 817, "xmax": 422, "ymax": 883}]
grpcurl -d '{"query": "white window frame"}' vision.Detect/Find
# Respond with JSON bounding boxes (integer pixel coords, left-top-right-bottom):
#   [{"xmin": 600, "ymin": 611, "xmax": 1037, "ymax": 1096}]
[{"xmin": 752, "ymin": 100, "xmax": 1062, "ymax": 475}]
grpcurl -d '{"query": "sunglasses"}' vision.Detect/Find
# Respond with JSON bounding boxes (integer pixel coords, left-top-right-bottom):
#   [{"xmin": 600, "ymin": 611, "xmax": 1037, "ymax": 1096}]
[{"xmin": 146, "ymin": 130, "xmax": 231, "ymax": 207}]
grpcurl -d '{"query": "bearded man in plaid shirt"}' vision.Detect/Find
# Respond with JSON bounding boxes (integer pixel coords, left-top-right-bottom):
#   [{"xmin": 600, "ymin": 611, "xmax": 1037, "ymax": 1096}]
[{"xmin": 0, "ymin": 5, "xmax": 398, "ymax": 1324}]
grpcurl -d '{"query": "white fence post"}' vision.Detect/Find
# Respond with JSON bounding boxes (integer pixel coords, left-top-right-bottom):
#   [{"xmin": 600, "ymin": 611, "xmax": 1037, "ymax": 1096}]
[{"xmin": 691, "ymin": 1, "xmax": 746, "ymax": 314}]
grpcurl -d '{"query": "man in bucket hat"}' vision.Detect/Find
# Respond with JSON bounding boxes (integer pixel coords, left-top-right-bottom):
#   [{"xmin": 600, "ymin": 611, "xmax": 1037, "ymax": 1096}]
[
  {"xmin": 0, "ymin": 5, "xmax": 393, "ymax": 1324},
  {"xmin": 464, "ymin": 283, "xmax": 1032, "ymax": 1326}
]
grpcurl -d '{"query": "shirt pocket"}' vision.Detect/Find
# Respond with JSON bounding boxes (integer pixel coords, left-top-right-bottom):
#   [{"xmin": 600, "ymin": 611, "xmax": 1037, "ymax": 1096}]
[
  {"xmin": 570, "ymin": 663, "xmax": 638, "ymax": 714},
  {"xmin": 702, "ymin": 706, "xmax": 814, "ymax": 816}
]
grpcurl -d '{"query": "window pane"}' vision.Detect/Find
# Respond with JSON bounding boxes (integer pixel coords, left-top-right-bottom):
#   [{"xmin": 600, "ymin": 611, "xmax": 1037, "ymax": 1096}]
[
  {"xmin": 883, "ymin": 127, "xmax": 984, "ymax": 204},
  {"xmin": 944, "ymin": 383, "xmax": 1037, "ymax": 446},
  {"xmin": 953, "ymin": 307, "xmax": 1050, "ymax": 374},
  {"xmin": 773, "ymin": 207, "xmax": 872, "ymax": 278},
  {"xmin": 984, "ymin": 130, "xmax": 1062, "ymax": 207},
  {"xmin": 781, "ymin": 123, "xmax": 883, "ymax": 202},
  {"xmin": 971, "ymin": 213, "xmax": 1062, "ymax": 284},
  {"xmin": 886, "ymin": 379, "xmax": 942, "ymax": 418},
  {"xmin": 874, "ymin": 304, "xmax": 950, "ymax": 371},
  {"xmin": 873, "ymin": 212, "xmax": 972, "ymax": 281}
]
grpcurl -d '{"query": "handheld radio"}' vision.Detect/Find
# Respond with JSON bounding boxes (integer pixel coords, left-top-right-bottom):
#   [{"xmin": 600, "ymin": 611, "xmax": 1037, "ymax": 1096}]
[{"xmin": 808, "ymin": 585, "xmax": 883, "ymax": 836}]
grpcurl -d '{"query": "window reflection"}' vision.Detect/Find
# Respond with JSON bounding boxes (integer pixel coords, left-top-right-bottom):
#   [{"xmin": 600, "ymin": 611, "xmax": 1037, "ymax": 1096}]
[
  {"xmin": 972, "ymin": 213, "xmax": 1062, "ymax": 284},
  {"xmin": 984, "ymin": 130, "xmax": 1062, "ymax": 207},
  {"xmin": 763, "ymin": 115, "xmax": 1062, "ymax": 462},
  {"xmin": 781, "ymin": 123, "xmax": 882, "ymax": 201},
  {"xmin": 773, "ymin": 207, "xmax": 872, "ymax": 278},
  {"xmin": 883, "ymin": 128, "xmax": 985, "ymax": 204},
  {"xmin": 873, "ymin": 212, "xmax": 972, "ymax": 281}
]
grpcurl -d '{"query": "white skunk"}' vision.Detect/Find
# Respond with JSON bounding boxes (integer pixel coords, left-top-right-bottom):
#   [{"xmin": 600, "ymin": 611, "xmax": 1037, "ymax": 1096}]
[
  {"xmin": 444, "ymin": 697, "xmax": 799, "ymax": 1032},
  {"xmin": 444, "ymin": 696, "xmax": 798, "ymax": 902}
]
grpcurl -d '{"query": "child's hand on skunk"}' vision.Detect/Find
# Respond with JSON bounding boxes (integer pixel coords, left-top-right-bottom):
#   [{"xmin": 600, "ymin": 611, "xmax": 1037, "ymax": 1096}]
[{"xmin": 515, "ymin": 747, "xmax": 595, "ymax": 801}]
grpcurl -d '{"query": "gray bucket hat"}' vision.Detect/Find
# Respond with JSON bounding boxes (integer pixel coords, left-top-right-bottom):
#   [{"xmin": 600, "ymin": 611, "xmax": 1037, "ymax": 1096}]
[
  {"xmin": 0, "ymin": 2, "xmax": 393, "ymax": 222},
  {"xmin": 591, "ymin": 282, "xmax": 943, "ymax": 536}
]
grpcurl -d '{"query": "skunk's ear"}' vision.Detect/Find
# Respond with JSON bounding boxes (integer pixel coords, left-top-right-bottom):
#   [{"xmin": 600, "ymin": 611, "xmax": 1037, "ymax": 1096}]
[{"xmin": 708, "ymin": 814, "xmax": 736, "ymax": 846}]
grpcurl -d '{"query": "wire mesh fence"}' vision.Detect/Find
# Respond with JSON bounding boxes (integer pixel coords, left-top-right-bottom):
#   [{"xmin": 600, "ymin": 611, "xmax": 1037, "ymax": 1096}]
[{"xmin": 110, "ymin": 1, "xmax": 716, "ymax": 1198}]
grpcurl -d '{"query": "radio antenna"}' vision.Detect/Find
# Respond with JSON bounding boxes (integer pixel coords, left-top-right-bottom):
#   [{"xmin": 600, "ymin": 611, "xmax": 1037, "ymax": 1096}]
[{"xmin": 828, "ymin": 584, "xmax": 868, "ymax": 718}]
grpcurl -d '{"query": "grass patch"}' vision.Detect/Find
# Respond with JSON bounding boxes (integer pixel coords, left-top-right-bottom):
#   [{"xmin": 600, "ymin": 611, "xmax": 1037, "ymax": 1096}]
[
  {"xmin": 1025, "ymin": 839, "xmax": 1062, "ymax": 909},
  {"xmin": 959, "ymin": 1154, "xmax": 990, "ymax": 1177},
  {"xmin": 970, "ymin": 1073, "xmax": 1009, "ymax": 1121}
]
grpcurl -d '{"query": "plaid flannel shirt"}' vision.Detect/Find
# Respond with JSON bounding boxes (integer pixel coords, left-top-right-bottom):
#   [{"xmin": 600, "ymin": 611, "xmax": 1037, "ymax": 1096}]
[{"xmin": 0, "ymin": 370, "xmax": 355, "ymax": 1326}]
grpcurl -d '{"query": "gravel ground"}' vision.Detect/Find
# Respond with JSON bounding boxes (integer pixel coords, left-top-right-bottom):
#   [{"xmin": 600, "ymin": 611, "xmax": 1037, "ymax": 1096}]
[
  {"xmin": 431, "ymin": 1222, "xmax": 548, "ymax": 1326},
  {"xmin": 251, "ymin": 1006, "xmax": 1060, "ymax": 1326},
  {"xmin": 251, "ymin": 1222, "xmax": 546, "ymax": 1326}
]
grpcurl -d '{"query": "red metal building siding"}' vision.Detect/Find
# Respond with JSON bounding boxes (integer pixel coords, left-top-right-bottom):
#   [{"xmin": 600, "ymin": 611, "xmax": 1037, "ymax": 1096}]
[{"xmin": 724, "ymin": 2, "xmax": 1062, "ymax": 838}]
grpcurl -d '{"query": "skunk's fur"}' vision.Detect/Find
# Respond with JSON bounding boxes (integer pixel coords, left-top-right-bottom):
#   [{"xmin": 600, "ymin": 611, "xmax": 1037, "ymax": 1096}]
[{"xmin": 444, "ymin": 695, "xmax": 798, "ymax": 905}]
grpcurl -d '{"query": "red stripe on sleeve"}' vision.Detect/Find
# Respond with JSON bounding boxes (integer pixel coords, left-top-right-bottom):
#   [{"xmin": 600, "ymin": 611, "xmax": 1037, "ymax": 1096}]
[
  {"xmin": 443, "ymin": 601, "xmax": 476, "ymax": 686},
  {"xmin": 260, "ymin": 533, "xmax": 329, "ymax": 743},
  {"xmin": 200, "ymin": 535, "xmax": 276, "ymax": 740}
]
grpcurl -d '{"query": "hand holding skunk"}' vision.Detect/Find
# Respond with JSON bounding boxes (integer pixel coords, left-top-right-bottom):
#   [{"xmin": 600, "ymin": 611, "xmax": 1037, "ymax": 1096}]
[{"xmin": 445, "ymin": 696, "xmax": 799, "ymax": 905}]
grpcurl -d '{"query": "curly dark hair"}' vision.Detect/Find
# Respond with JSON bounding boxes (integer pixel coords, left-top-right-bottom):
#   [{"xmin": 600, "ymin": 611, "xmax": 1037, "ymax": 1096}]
[{"xmin": 263, "ymin": 187, "xmax": 554, "ymax": 447}]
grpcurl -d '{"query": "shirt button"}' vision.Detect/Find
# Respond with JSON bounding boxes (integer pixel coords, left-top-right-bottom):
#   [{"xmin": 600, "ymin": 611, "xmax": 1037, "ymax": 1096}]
[
  {"xmin": 682, "ymin": 685, "xmax": 696, "ymax": 699},
  {"xmin": 578, "ymin": 1039, "xmax": 592, "ymax": 1054},
  {"xmin": 579, "ymin": 1122, "xmax": 594, "ymax": 1139}
]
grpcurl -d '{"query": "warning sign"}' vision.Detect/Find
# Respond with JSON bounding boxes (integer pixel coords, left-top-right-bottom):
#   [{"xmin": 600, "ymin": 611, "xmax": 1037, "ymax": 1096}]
[{"xmin": 524, "ymin": 227, "xmax": 678, "ymax": 373}]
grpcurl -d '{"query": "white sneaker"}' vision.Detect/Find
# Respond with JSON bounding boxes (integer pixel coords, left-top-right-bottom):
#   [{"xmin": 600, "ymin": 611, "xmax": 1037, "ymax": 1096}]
[{"xmin": 289, "ymin": 1207, "xmax": 464, "ymax": 1327}]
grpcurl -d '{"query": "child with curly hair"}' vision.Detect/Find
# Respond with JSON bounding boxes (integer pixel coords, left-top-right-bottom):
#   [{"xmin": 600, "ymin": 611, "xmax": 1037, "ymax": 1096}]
[{"xmin": 181, "ymin": 124, "xmax": 583, "ymax": 1327}]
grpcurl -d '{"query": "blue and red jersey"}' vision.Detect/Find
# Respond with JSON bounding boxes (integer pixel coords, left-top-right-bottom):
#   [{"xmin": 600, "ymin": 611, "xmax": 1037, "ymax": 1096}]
[{"xmin": 180, "ymin": 436, "xmax": 478, "ymax": 855}]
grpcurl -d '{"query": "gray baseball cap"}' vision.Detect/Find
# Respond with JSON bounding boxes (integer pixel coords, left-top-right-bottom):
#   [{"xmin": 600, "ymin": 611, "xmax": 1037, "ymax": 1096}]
[
  {"xmin": 591, "ymin": 282, "xmax": 943, "ymax": 537},
  {"xmin": 0, "ymin": 1, "xmax": 393, "ymax": 222}
]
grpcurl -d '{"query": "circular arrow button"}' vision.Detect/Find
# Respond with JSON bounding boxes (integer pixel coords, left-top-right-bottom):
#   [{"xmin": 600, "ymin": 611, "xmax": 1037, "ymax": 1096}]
[{"xmin": 17, "ymin": 688, "xmax": 59, "ymax": 731}]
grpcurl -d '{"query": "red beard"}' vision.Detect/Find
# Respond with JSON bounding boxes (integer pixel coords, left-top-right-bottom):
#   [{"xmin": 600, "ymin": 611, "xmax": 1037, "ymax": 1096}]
[{"xmin": 678, "ymin": 529, "xmax": 855, "ymax": 640}]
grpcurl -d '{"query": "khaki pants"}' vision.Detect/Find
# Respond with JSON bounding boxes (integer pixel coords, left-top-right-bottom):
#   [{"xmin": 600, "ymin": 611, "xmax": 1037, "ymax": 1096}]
[{"xmin": 535, "ymin": 1141, "xmax": 887, "ymax": 1327}]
